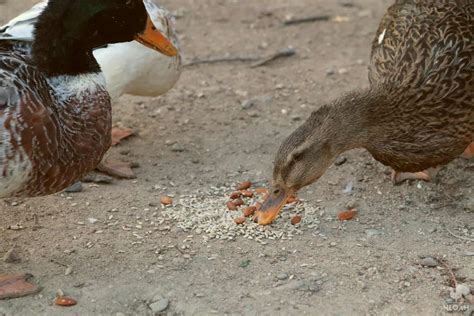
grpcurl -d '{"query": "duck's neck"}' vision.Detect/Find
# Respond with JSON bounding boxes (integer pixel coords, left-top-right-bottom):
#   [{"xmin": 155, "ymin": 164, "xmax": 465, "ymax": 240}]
[
  {"xmin": 32, "ymin": 14, "xmax": 100, "ymax": 77},
  {"xmin": 319, "ymin": 87, "xmax": 386, "ymax": 155}
]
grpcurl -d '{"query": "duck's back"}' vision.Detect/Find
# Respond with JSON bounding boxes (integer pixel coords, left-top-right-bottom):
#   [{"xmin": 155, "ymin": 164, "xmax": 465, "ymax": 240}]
[
  {"xmin": 369, "ymin": 0, "xmax": 473, "ymax": 89},
  {"xmin": 363, "ymin": 1, "xmax": 473, "ymax": 171}
]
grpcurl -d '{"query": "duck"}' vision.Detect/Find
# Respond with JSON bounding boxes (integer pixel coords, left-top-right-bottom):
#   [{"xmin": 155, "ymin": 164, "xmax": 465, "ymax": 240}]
[
  {"xmin": 0, "ymin": 0, "xmax": 177, "ymax": 299},
  {"xmin": 255, "ymin": 0, "xmax": 473, "ymax": 225},
  {"xmin": 0, "ymin": 0, "xmax": 182, "ymax": 102}
]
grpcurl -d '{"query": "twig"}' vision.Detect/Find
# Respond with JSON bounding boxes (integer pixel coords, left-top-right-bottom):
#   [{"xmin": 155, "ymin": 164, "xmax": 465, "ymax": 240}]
[
  {"xmin": 32, "ymin": 214, "xmax": 42, "ymax": 231},
  {"xmin": 184, "ymin": 47, "xmax": 296, "ymax": 68},
  {"xmin": 250, "ymin": 48, "xmax": 296, "ymax": 68},
  {"xmin": 184, "ymin": 55, "xmax": 259, "ymax": 67},
  {"xmin": 173, "ymin": 245, "xmax": 185, "ymax": 255},
  {"xmin": 447, "ymin": 228, "xmax": 474, "ymax": 242},
  {"xmin": 50, "ymin": 258, "xmax": 69, "ymax": 268},
  {"xmin": 283, "ymin": 15, "xmax": 331, "ymax": 26},
  {"xmin": 436, "ymin": 256, "xmax": 458, "ymax": 288}
]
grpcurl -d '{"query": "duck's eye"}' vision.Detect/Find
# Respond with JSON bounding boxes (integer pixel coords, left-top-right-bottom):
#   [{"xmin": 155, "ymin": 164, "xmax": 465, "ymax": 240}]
[{"xmin": 292, "ymin": 152, "xmax": 304, "ymax": 162}]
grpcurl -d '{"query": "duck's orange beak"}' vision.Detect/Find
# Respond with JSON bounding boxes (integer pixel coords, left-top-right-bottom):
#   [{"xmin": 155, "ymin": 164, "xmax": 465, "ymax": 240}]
[
  {"xmin": 254, "ymin": 187, "xmax": 293, "ymax": 225},
  {"xmin": 135, "ymin": 16, "xmax": 178, "ymax": 57}
]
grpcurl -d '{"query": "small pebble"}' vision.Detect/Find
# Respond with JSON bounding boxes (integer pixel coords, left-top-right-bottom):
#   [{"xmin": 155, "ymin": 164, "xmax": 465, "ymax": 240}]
[
  {"xmin": 3, "ymin": 247, "xmax": 20, "ymax": 263},
  {"xmin": 241, "ymin": 99, "xmax": 255, "ymax": 109},
  {"xmin": 64, "ymin": 182, "xmax": 83, "ymax": 193},
  {"xmin": 276, "ymin": 273, "xmax": 289, "ymax": 281},
  {"xmin": 171, "ymin": 143, "xmax": 186, "ymax": 152},
  {"xmin": 420, "ymin": 257, "xmax": 439, "ymax": 268},
  {"xmin": 87, "ymin": 218, "xmax": 98, "ymax": 224},
  {"xmin": 365, "ymin": 229, "xmax": 381, "ymax": 238},
  {"xmin": 456, "ymin": 284, "xmax": 470, "ymax": 296},
  {"xmin": 334, "ymin": 156, "xmax": 347, "ymax": 166},
  {"xmin": 82, "ymin": 173, "xmax": 113, "ymax": 184},
  {"xmin": 149, "ymin": 297, "xmax": 169, "ymax": 313}
]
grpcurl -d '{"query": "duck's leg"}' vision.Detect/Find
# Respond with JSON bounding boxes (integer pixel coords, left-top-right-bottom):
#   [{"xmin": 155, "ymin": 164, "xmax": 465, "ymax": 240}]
[
  {"xmin": 391, "ymin": 142, "xmax": 473, "ymax": 184},
  {"xmin": 391, "ymin": 167, "xmax": 440, "ymax": 184},
  {"xmin": 0, "ymin": 274, "xmax": 40, "ymax": 299}
]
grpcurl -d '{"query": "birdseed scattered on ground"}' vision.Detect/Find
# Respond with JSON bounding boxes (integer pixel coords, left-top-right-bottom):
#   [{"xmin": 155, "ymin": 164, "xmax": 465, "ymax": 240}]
[{"xmin": 158, "ymin": 185, "xmax": 322, "ymax": 243}]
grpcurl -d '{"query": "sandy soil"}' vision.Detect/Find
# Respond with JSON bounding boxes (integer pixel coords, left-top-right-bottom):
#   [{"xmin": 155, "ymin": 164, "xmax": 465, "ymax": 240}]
[{"xmin": 1, "ymin": 0, "xmax": 473, "ymax": 315}]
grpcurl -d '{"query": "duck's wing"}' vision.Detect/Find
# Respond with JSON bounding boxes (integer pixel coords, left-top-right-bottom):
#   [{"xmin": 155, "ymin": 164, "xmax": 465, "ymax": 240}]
[
  {"xmin": 368, "ymin": 1, "xmax": 474, "ymax": 88},
  {"xmin": 0, "ymin": 1, "xmax": 47, "ymax": 41}
]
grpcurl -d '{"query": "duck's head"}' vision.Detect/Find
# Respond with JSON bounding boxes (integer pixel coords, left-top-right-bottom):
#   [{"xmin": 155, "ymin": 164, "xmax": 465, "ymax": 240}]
[
  {"xmin": 255, "ymin": 105, "xmax": 347, "ymax": 225},
  {"xmin": 33, "ymin": 0, "xmax": 177, "ymax": 75}
]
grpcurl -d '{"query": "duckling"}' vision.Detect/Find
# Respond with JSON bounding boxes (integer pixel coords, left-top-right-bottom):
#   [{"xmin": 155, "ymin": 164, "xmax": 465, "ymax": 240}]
[
  {"xmin": 255, "ymin": 0, "xmax": 473, "ymax": 225},
  {"xmin": 0, "ymin": 0, "xmax": 182, "ymax": 102},
  {"xmin": 0, "ymin": 0, "xmax": 177, "ymax": 299}
]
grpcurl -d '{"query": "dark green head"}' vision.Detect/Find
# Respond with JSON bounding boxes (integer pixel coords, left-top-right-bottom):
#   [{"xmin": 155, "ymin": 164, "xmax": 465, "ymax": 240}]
[{"xmin": 32, "ymin": 0, "xmax": 177, "ymax": 76}]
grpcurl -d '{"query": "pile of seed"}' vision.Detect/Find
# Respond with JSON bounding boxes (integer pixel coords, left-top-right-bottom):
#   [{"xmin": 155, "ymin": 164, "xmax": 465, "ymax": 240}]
[{"xmin": 159, "ymin": 185, "xmax": 322, "ymax": 243}]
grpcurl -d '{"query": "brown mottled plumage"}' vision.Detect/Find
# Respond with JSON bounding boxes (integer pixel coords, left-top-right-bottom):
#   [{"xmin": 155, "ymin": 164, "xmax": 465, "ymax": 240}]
[
  {"xmin": 255, "ymin": 0, "xmax": 473, "ymax": 225},
  {"xmin": 0, "ymin": 0, "xmax": 177, "ymax": 199},
  {"xmin": 0, "ymin": 42, "xmax": 112, "ymax": 197}
]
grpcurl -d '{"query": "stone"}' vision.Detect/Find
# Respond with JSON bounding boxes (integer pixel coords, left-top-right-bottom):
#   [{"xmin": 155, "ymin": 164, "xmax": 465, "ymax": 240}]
[
  {"xmin": 420, "ymin": 257, "xmax": 439, "ymax": 268},
  {"xmin": 149, "ymin": 297, "xmax": 169, "ymax": 313},
  {"xmin": 276, "ymin": 273, "xmax": 289, "ymax": 281},
  {"xmin": 334, "ymin": 156, "xmax": 347, "ymax": 166},
  {"xmin": 64, "ymin": 181, "xmax": 83, "ymax": 193}
]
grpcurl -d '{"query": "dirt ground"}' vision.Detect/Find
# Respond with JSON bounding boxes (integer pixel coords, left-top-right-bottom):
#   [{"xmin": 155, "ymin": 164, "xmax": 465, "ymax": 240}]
[{"xmin": 1, "ymin": 0, "xmax": 473, "ymax": 315}]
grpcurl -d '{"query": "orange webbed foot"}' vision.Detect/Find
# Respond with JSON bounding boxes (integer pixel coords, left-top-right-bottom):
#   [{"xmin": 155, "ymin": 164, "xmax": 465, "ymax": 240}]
[{"xmin": 391, "ymin": 167, "xmax": 440, "ymax": 184}]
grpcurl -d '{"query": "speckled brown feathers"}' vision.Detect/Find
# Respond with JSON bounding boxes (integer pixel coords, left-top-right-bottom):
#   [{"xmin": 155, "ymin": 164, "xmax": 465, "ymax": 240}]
[
  {"xmin": 271, "ymin": 0, "xmax": 473, "ymax": 192},
  {"xmin": 0, "ymin": 42, "xmax": 111, "ymax": 197},
  {"xmin": 364, "ymin": 0, "xmax": 473, "ymax": 171}
]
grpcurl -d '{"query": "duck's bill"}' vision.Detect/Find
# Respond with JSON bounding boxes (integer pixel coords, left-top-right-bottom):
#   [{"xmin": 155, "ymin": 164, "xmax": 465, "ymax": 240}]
[
  {"xmin": 135, "ymin": 16, "xmax": 178, "ymax": 57},
  {"xmin": 254, "ymin": 187, "xmax": 292, "ymax": 225}
]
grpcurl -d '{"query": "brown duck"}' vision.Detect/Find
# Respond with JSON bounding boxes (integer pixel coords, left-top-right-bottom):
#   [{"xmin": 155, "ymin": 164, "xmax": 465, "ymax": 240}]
[{"xmin": 255, "ymin": 0, "xmax": 473, "ymax": 225}]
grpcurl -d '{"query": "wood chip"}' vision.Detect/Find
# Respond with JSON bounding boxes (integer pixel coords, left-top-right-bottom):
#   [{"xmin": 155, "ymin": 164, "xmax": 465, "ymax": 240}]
[
  {"xmin": 160, "ymin": 196, "xmax": 173, "ymax": 206},
  {"xmin": 229, "ymin": 191, "xmax": 242, "ymax": 199},
  {"xmin": 243, "ymin": 206, "xmax": 257, "ymax": 217},
  {"xmin": 337, "ymin": 209, "xmax": 358, "ymax": 221},
  {"xmin": 291, "ymin": 215, "xmax": 302, "ymax": 225},
  {"xmin": 241, "ymin": 190, "xmax": 254, "ymax": 198},
  {"xmin": 55, "ymin": 296, "xmax": 77, "ymax": 307},
  {"xmin": 226, "ymin": 201, "xmax": 237, "ymax": 211},
  {"xmin": 234, "ymin": 217, "xmax": 246, "ymax": 225},
  {"xmin": 237, "ymin": 181, "xmax": 252, "ymax": 190}
]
